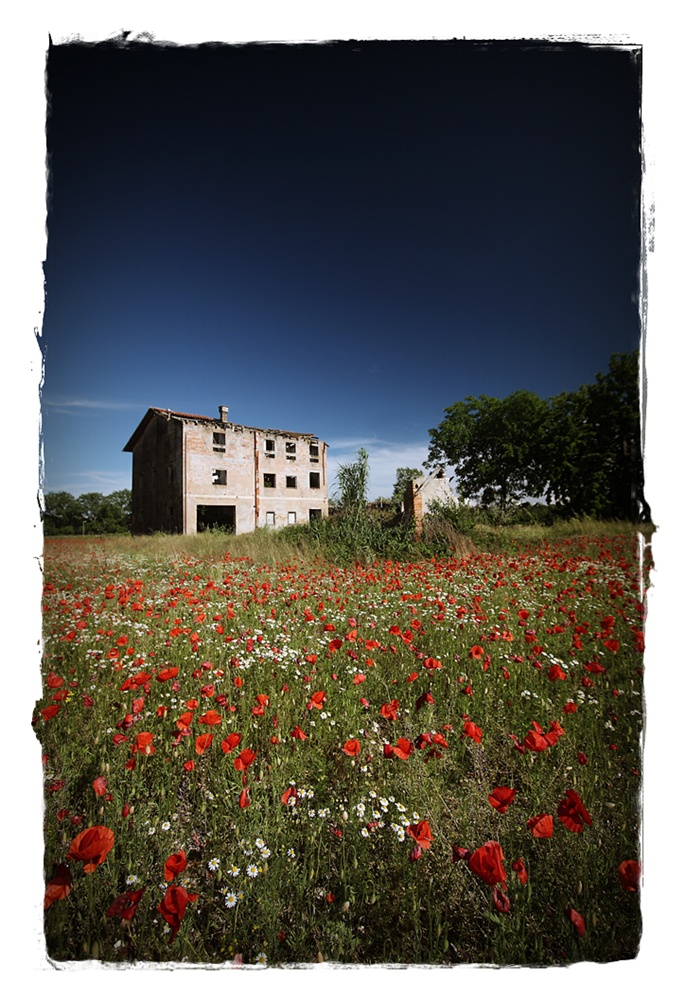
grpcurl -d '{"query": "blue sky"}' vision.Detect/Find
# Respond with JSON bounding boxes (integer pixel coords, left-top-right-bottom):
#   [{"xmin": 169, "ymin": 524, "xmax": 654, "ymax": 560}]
[{"xmin": 41, "ymin": 38, "xmax": 642, "ymax": 501}]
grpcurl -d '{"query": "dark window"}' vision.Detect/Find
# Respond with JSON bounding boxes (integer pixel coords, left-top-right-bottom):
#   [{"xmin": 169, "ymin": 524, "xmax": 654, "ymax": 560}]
[
  {"xmin": 286, "ymin": 475, "xmax": 297, "ymax": 489},
  {"xmin": 265, "ymin": 439, "xmax": 275, "ymax": 455},
  {"xmin": 309, "ymin": 443, "xmax": 319, "ymax": 461},
  {"xmin": 286, "ymin": 442, "xmax": 296, "ymax": 460},
  {"xmin": 263, "ymin": 473, "xmax": 276, "ymax": 489},
  {"xmin": 213, "ymin": 432, "xmax": 226, "ymax": 453},
  {"xmin": 309, "ymin": 509, "xmax": 322, "ymax": 522},
  {"xmin": 212, "ymin": 469, "xmax": 227, "ymax": 485},
  {"xmin": 309, "ymin": 472, "xmax": 320, "ymax": 489}
]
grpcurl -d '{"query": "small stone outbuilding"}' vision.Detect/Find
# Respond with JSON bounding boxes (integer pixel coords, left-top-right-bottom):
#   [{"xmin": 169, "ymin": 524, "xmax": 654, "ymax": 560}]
[{"xmin": 123, "ymin": 406, "xmax": 328, "ymax": 534}]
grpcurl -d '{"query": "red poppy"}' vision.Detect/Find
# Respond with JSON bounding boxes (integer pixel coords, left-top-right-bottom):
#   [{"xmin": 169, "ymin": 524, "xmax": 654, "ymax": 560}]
[
  {"xmin": 107, "ymin": 887, "xmax": 146, "ymax": 921},
  {"xmin": 353, "ymin": 673, "xmax": 366, "ymax": 685},
  {"xmin": 308, "ymin": 690, "xmax": 326, "ymax": 710},
  {"xmin": 158, "ymin": 885, "xmax": 198, "ymax": 942},
  {"xmin": 468, "ymin": 840, "xmax": 506, "ymax": 886},
  {"xmin": 393, "ymin": 736, "xmax": 414, "ymax": 760},
  {"xmin": 380, "ymin": 699, "xmax": 399, "ymax": 721},
  {"xmin": 199, "ymin": 709, "xmax": 222, "ymax": 726},
  {"xmin": 290, "ymin": 725, "xmax": 307, "ymax": 740},
  {"xmin": 234, "ymin": 747, "xmax": 256, "ymax": 771},
  {"xmin": 512, "ymin": 857, "xmax": 528, "ymax": 885},
  {"xmin": 281, "ymin": 784, "xmax": 299, "ymax": 806},
  {"xmin": 488, "ymin": 786, "xmax": 516, "ymax": 814},
  {"xmin": 452, "ymin": 845, "xmax": 472, "ymax": 863},
  {"xmin": 183, "ymin": 761, "xmax": 195, "ymax": 771},
  {"xmin": 618, "ymin": 860, "xmax": 640, "ymax": 892},
  {"xmin": 407, "ymin": 820, "xmax": 433, "ymax": 850},
  {"xmin": 463, "ymin": 720, "xmax": 483, "ymax": 744},
  {"xmin": 567, "ymin": 907, "xmax": 585, "ymax": 937},
  {"xmin": 157, "ymin": 666, "xmax": 179, "ymax": 682},
  {"xmin": 134, "ymin": 731, "xmax": 155, "ymax": 755},
  {"xmin": 239, "ymin": 787, "xmax": 251, "ymax": 808},
  {"xmin": 342, "ymin": 739, "xmax": 361, "ymax": 757},
  {"xmin": 67, "ymin": 825, "xmax": 115, "ymax": 872},
  {"xmin": 492, "ymin": 886, "xmax": 511, "ymax": 913},
  {"xmin": 40, "ymin": 705, "xmax": 60, "ymax": 722},
  {"xmin": 164, "ymin": 849, "xmax": 187, "ymax": 881},
  {"xmin": 46, "ymin": 672, "xmax": 64, "ymax": 689},
  {"xmin": 584, "ymin": 660, "xmax": 606, "ymax": 674},
  {"xmin": 469, "ymin": 646, "xmax": 484, "ymax": 660},
  {"xmin": 44, "ymin": 864, "xmax": 72, "ymax": 910},
  {"xmin": 577, "ymin": 751, "xmax": 589, "ymax": 765},
  {"xmin": 132, "ymin": 696, "xmax": 145, "ymax": 715},
  {"xmin": 195, "ymin": 733, "xmax": 214, "ymax": 755},
  {"xmin": 547, "ymin": 664, "xmax": 567, "ymax": 682},
  {"xmin": 423, "ymin": 657, "xmax": 442, "ymax": 672},
  {"xmin": 221, "ymin": 732, "xmax": 242, "ymax": 753},
  {"xmin": 92, "ymin": 776, "xmax": 108, "ymax": 797},
  {"xmin": 557, "ymin": 789, "xmax": 592, "ymax": 833},
  {"xmin": 527, "ymin": 813, "xmax": 554, "ymax": 838}
]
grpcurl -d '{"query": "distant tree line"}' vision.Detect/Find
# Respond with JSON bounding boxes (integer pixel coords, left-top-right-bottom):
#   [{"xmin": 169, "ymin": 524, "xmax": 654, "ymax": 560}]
[
  {"xmin": 42, "ymin": 490, "xmax": 132, "ymax": 535},
  {"xmin": 426, "ymin": 351, "xmax": 648, "ymax": 522}
]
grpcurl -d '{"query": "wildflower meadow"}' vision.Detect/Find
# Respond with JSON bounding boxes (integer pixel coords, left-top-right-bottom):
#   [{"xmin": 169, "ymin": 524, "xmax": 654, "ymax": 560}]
[{"xmin": 35, "ymin": 526, "xmax": 646, "ymax": 966}]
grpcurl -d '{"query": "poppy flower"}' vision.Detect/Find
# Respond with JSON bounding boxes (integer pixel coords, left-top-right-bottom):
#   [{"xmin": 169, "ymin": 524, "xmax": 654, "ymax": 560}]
[
  {"xmin": 492, "ymin": 886, "xmax": 511, "ymax": 913},
  {"xmin": 164, "ymin": 850, "xmax": 187, "ymax": 881},
  {"xmin": 527, "ymin": 813, "xmax": 554, "ymax": 838},
  {"xmin": 40, "ymin": 705, "xmax": 60, "ymax": 722},
  {"xmin": 107, "ymin": 887, "xmax": 146, "ymax": 921},
  {"xmin": 577, "ymin": 751, "xmax": 589, "ymax": 765},
  {"xmin": 415, "ymin": 691, "xmax": 435, "ymax": 710},
  {"xmin": 547, "ymin": 664, "xmax": 567, "ymax": 682},
  {"xmin": 307, "ymin": 691, "xmax": 326, "ymax": 710},
  {"xmin": 134, "ymin": 731, "xmax": 155, "ymax": 755},
  {"xmin": 44, "ymin": 864, "xmax": 72, "ymax": 909},
  {"xmin": 488, "ymin": 786, "xmax": 516, "ymax": 814},
  {"xmin": 469, "ymin": 646, "xmax": 484, "ymax": 660},
  {"xmin": 463, "ymin": 720, "xmax": 483, "ymax": 744},
  {"xmin": 557, "ymin": 789, "xmax": 592, "ymax": 833},
  {"xmin": 92, "ymin": 776, "xmax": 108, "ymax": 797},
  {"xmin": 221, "ymin": 732, "xmax": 242, "ymax": 753},
  {"xmin": 281, "ymin": 784, "xmax": 299, "ymax": 806},
  {"xmin": 199, "ymin": 709, "xmax": 222, "ymax": 726},
  {"xmin": 195, "ymin": 733, "xmax": 214, "ymax": 755},
  {"xmin": 157, "ymin": 666, "xmax": 179, "ymax": 682},
  {"xmin": 342, "ymin": 738, "xmax": 361, "ymax": 757},
  {"xmin": 290, "ymin": 725, "xmax": 307, "ymax": 741},
  {"xmin": 67, "ymin": 825, "xmax": 115, "ymax": 873},
  {"xmin": 512, "ymin": 857, "xmax": 528, "ymax": 885},
  {"xmin": 407, "ymin": 820, "xmax": 433, "ymax": 850},
  {"xmin": 469, "ymin": 840, "xmax": 507, "ymax": 886},
  {"xmin": 567, "ymin": 907, "xmax": 586, "ymax": 937},
  {"xmin": 239, "ymin": 787, "xmax": 251, "ymax": 809},
  {"xmin": 46, "ymin": 672, "xmax": 64, "ymax": 689},
  {"xmin": 423, "ymin": 657, "xmax": 442, "ymax": 673},
  {"xmin": 234, "ymin": 747, "xmax": 256, "ymax": 771},
  {"xmin": 452, "ymin": 845, "xmax": 472, "ymax": 863},
  {"xmin": 158, "ymin": 885, "xmax": 198, "ymax": 942},
  {"xmin": 380, "ymin": 699, "xmax": 399, "ymax": 721},
  {"xmin": 393, "ymin": 737, "xmax": 414, "ymax": 760},
  {"xmin": 183, "ymin": 761, "xmax": 195, "ymax": 771},
  {"xmin": 618, "ymin": 860, "xmax": 641, "ymax": 892}
]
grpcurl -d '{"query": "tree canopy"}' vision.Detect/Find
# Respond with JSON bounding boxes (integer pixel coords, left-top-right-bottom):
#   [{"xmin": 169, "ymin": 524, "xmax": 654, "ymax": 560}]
[
  {"xmin": 427, "ymin": 351, "xmax": 648, "ymax": 521},
  {"xmin": 42, "ymin": 490, "xmax": 132, "ymax": 535}
]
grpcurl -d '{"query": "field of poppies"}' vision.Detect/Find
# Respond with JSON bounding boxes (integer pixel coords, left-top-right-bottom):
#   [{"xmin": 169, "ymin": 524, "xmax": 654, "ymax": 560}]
[{"xmin": 35, "ymin": 526, "xmax": 646, "ymax": 966}]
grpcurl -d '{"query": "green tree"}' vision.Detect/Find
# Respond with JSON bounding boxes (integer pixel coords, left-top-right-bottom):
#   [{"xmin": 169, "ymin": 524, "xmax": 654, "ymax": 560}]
[
  {"xmin": 42, "ymin": 491, "xmax": 84, "ymax": 535},
  {"xmin": 427, "ymin": 389, "xmax": 548, "ymax": 512},
  {"xmin": 544, "ymin": 351, "xmax": 648, "ymax": 520},
  {"xmin": 392, "ymin": 467, "xmax": 423, "ymax": 508}
]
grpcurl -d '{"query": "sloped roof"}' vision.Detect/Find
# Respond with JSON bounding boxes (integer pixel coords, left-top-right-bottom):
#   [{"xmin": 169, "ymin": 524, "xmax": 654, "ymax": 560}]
[{"xmin": 123, "ymin": 407, "xmax": 323, "ymax": 452}]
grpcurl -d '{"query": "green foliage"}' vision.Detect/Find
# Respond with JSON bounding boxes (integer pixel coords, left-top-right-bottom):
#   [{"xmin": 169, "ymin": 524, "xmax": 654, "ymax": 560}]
[
  {"xmin": 392, "ymin": 467, "xmax": 423, "ymax": 507},
  {"xmin": 427, "ymin": 389, "xmax": 549, "ymax": 511},
  {"xmin": 43, "ymin": 489, "xmax": 132, "ymax": 535},
  {"xmin": 427, "ymin": 351, "xmax": 647, "ymax": 522}
]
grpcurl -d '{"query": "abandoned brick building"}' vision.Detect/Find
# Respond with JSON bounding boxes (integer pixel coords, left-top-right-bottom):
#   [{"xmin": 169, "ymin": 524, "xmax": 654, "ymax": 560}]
[{"xmin": 123, "ymin": 406, "xmax": 328, "ymax": 534}]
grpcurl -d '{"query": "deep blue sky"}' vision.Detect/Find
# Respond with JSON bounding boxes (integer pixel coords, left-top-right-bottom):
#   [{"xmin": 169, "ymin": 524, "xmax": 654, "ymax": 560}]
[{"xmin": 42, "ymin": 38, "xmax": 642, "ymax": 500}]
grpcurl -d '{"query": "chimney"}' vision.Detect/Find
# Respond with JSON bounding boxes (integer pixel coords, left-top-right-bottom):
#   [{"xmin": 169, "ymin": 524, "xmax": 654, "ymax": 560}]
[{"xmin": 219, "ymin": 405, "xmax": 229, "ymax": 424}]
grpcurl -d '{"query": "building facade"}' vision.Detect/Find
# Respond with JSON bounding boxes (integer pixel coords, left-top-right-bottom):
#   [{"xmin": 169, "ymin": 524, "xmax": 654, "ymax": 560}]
[{"xmin": 123, "ymin": 406, "xmax": 328, "ymax": 534}]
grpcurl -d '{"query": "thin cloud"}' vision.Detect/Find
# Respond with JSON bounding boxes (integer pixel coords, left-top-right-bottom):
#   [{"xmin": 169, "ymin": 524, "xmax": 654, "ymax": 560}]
[
  {"xmin": 41, "ymin": 471, "xmax": 131, "ymax": 497},
  {"xmin": 42, "ymin": 398, "xmax": 143, "ymax": 415},
  {"xmin": 327, "ymin": 439, "xmax": 433, "ymax": 500}
]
